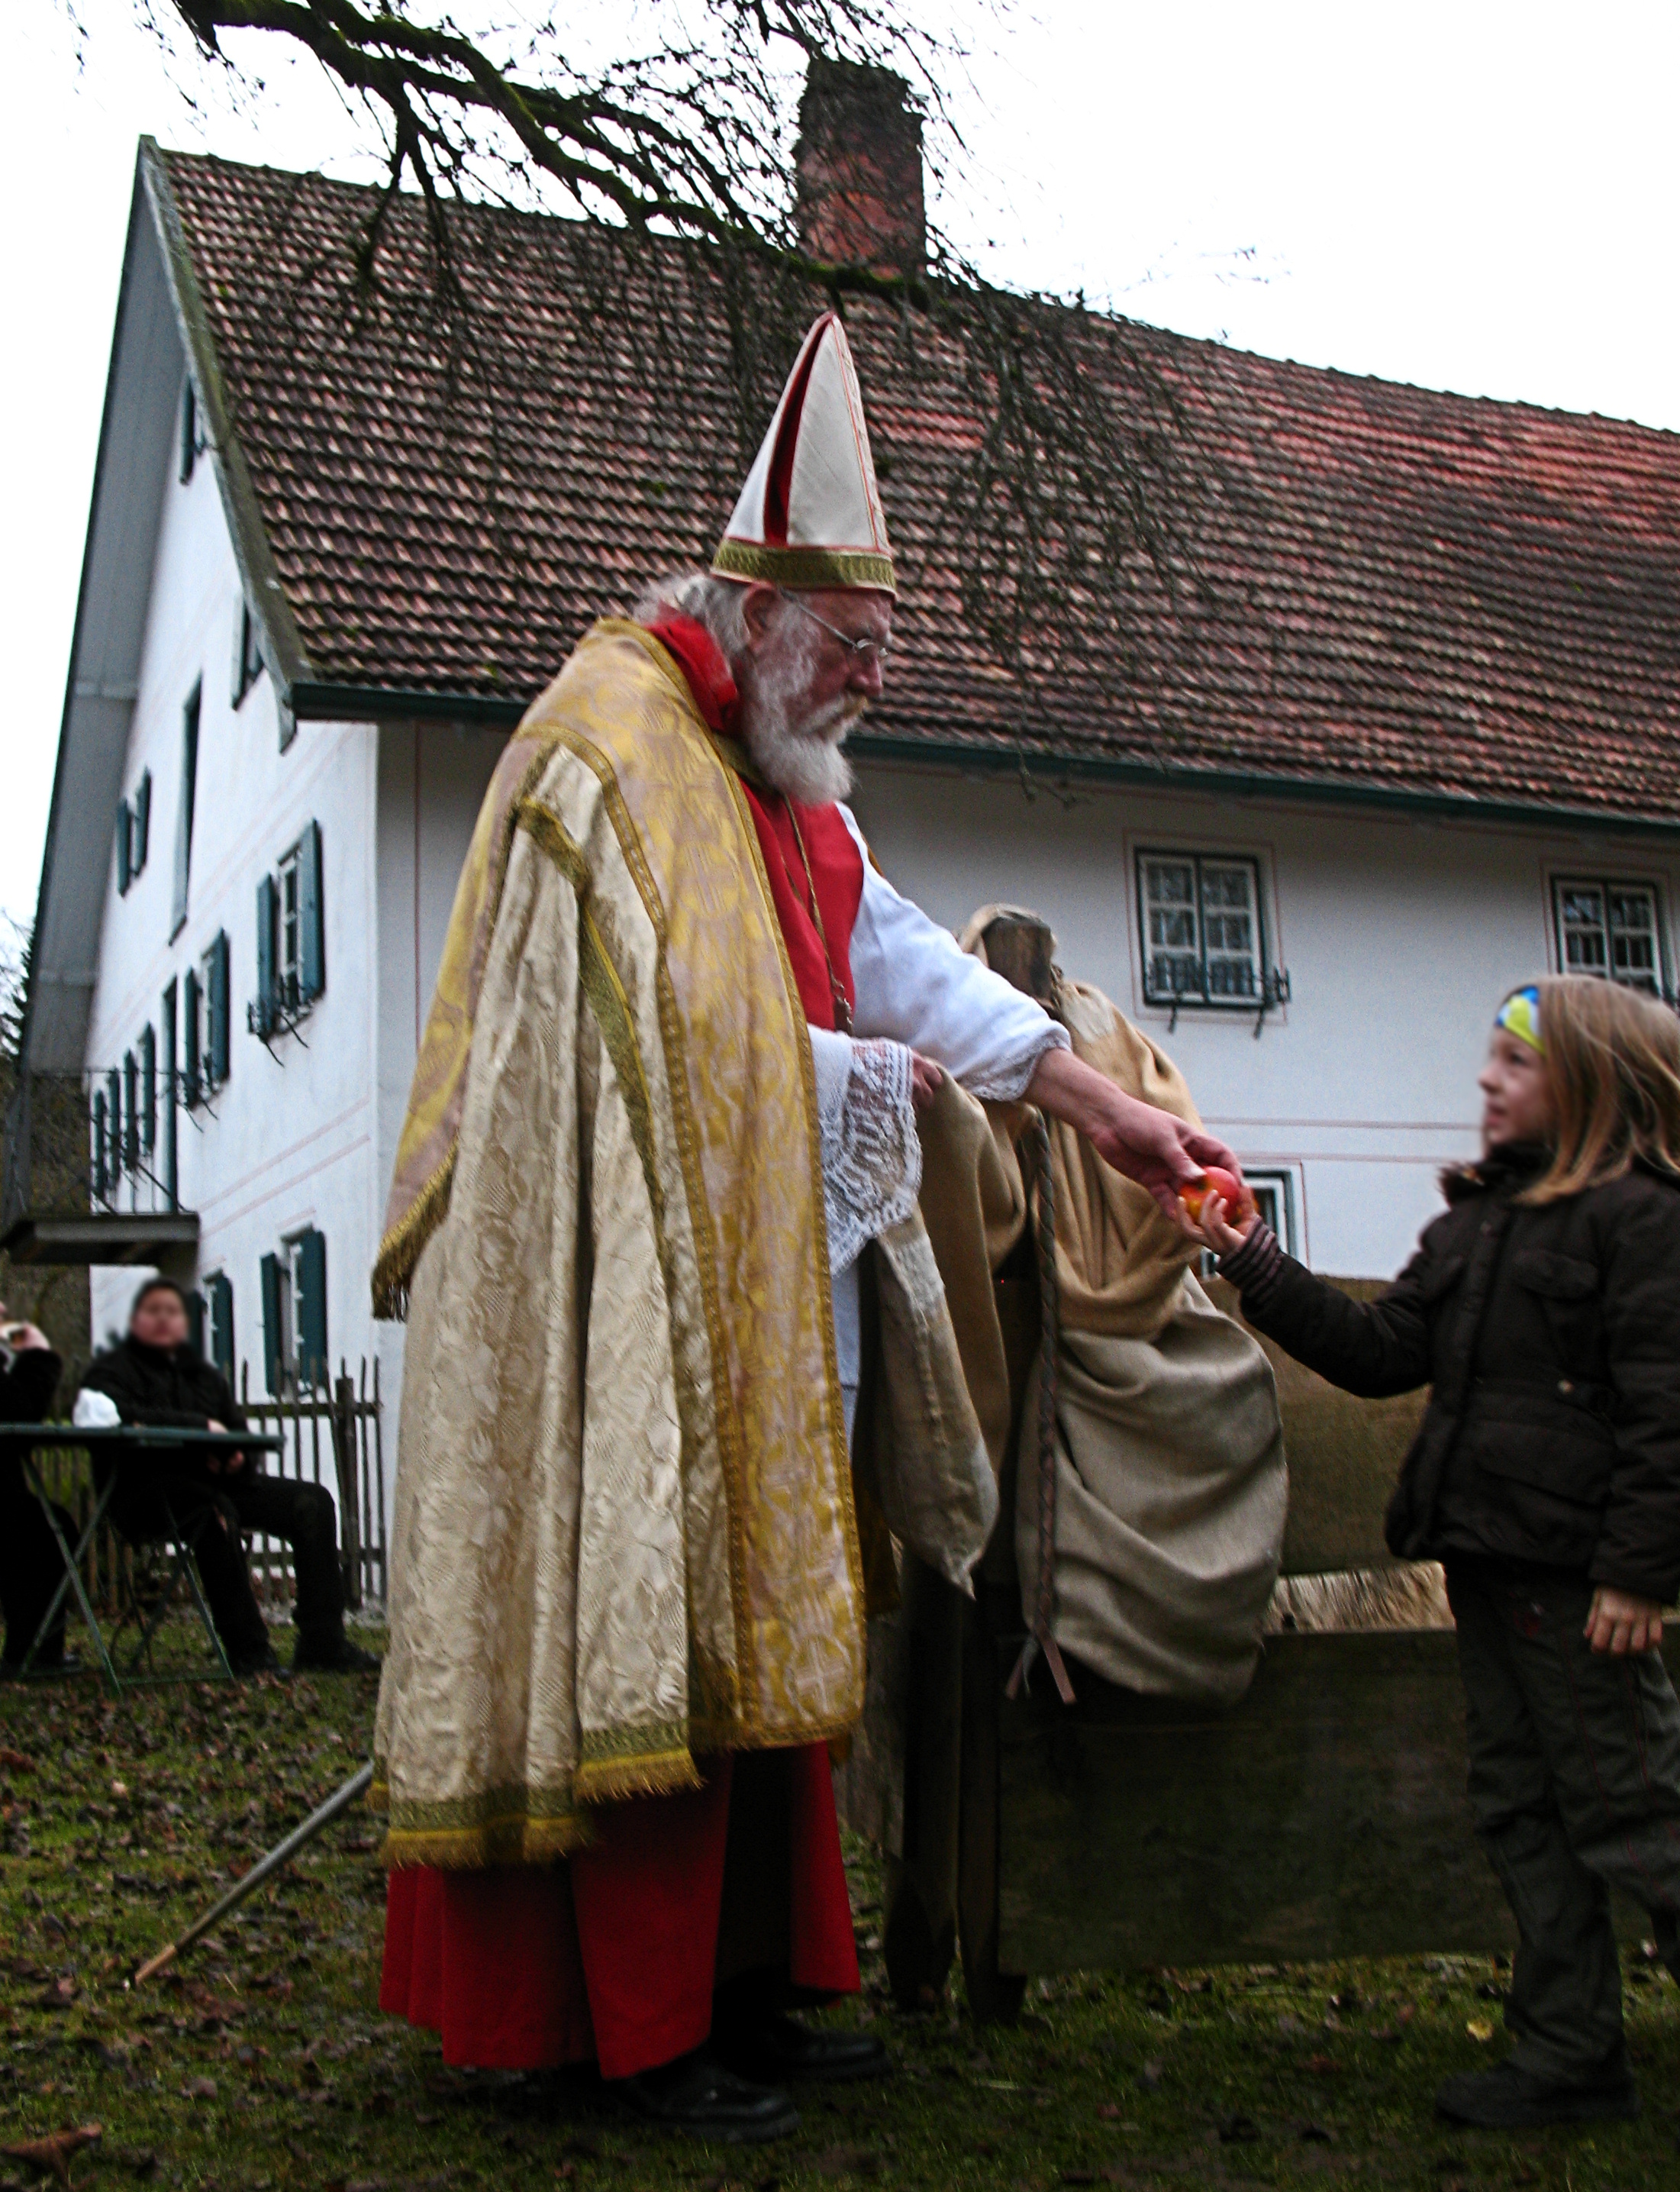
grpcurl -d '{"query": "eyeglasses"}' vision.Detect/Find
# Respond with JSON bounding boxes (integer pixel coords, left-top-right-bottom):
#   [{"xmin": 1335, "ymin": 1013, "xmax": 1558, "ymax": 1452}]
[{"xmin": 779, "ymin": 591, "xmax": 894, "ymax": 663}]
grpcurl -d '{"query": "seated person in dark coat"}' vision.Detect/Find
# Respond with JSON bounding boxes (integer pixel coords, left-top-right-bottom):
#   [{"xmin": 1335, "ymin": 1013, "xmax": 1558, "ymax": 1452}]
[
  {"xmin": 79, "ymin": 1279, "xmax": 377, "ymax": 1677},
  {"xmin": 0, "ymin": 1306, "xmax": 76, "ymax": 1671}
]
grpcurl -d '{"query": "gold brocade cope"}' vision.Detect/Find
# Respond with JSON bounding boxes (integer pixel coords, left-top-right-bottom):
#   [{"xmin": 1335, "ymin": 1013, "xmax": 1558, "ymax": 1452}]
[{"xmin": 372, "ymin": 622, "xmax": 864, "ymax": 1868}]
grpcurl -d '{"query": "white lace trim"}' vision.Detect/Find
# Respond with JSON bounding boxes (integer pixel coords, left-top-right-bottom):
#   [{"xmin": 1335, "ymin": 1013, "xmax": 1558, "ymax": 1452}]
[
  {"xmin": 962, "ymin": 1019, "xmax": 1070, "ymax": 1103},
  {"xmin": 820, "ymin": 1036, "xmax": 922, "ymax": 1277}
]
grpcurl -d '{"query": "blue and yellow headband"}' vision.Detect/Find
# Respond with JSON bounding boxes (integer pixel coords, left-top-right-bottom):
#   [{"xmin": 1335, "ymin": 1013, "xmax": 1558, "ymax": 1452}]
[{"xmin": 1495, "ymin": 985, "xmax": 1544, "ymax": 1055}]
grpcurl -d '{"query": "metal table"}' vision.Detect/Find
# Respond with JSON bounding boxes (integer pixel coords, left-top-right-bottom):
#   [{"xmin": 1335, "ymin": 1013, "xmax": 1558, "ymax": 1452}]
[{"xmin": 8, "ymin": 1425, "xmax": 285, "ymax": 1695}]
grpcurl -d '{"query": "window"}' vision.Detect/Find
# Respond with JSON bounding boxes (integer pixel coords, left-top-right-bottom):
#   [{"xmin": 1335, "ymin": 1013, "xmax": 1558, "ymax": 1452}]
[
  {"xmin": 232, "ymin": 601, "xmax": 265, "ymax": 707},
  {"xmin": 251, "ymin": 822, "xmax": 324, "ymax": 1039},
  {"xmin": 262, "ymin": 1227, "xmax": 327, "ymax": 1395},
  {"xmin": 131, "ymin": 772, "xmax": 150, "ymax": 880},
  {"xmin": 138, "ymin": 1025, "xmax": 156, "ymax": 1158},
  {"xmin": 179, "ymin": 379, "xmax": 202, "ymax": 484},
  {"xmin": 204, "ymin": 1273, "xmax": 235, "ymax": 1381},
  {"xmin": 1137, "ymin": 850, "xmax": 1269, "ymax": 1011},
  {"xmin": 170, "ymin": 683, "xmax": 202, "ymax": 940},
  {"xmin": 1553, "ymin": 877, "xmax": 1665, "ymax": 996},
  {"xmin": 92, "ymin": 1088, "xmax": 110, "ymax": 1205},
  {"xmin": 183, "ymin": 931, "xmax": 231, "ymax": 1107},
  {"xmin": 122, "ymin": 1051, "xmax": 139, "ymax": 1173}
]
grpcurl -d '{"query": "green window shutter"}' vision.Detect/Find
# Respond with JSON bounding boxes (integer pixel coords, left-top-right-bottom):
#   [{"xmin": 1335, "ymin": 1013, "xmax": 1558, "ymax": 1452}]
[
  {"xmin": 183, "ymin": 968, "xmax": 202, "ymax": 1107},
  {"xmin": 122, "ymin": 1053, "xmax": 139, "ymax": 1170},
  {"xmin": 209, "ymin": 931, "xmax": 231, "ymax": 1086},
  {"xmin": 161, "ymin": 982, "xmax": 179, "ymax": 1202},
  {"xmin": 260, "ymin": 1252, "xmax": 283, "ymax": 1396},
  {"xmin": 208, "ymin": 1273, "xmax": 235, "ymax": 1380},
  {"xmin": 134, "ymin": 772, "xmax": 151, "ymax": 874},
  {"xmin": 92, "ymin": 1092, "xmax": 108, "ymax": 1203},
  {"xmin": 299, "ymin": 822, "xmax": 324, "ymax": 1003},
  {"xmin": 296, "ymin": 1228, "xmax": 328, "ymax": 1391},
  {"xmin": 186, "ymin": 1289, "xmax": 206, "ymax": 1357},
  {"xmin": 117, "ymin": 801, "xmax": 132, "ymax": 896},
  {"xmin": 139, "ymin": 1025, "xmax": 156, "ymax": 1155},
  {"xmin": 105, "ymin": 1069, "xmax": 122, "ymax": 1179},
  {"xmin": 179, "ymin": 380, "xmax": 197, "ymax": 483},
  {"xmin": 171, "ymin": 683, "xmax": 200, "ymax": 940},
  {"xmin": 255, "ymin": 876, "xmax": 277, "ymax": 1035}
]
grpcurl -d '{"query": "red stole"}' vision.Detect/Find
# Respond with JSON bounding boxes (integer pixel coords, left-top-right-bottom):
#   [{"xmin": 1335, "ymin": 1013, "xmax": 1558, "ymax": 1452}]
[{"xmin": 645, "ymin": 615, "xmax": 863, "ymax": 1030}]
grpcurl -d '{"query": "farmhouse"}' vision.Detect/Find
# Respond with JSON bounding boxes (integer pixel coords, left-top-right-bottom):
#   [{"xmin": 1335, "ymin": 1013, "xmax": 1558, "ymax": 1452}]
[{"xmin": 9, "ymin": 73, "xmax": 1680, "ymax": 1493}]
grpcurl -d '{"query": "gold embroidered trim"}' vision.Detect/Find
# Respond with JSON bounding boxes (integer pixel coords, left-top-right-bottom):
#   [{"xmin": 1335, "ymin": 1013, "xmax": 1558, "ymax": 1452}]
[
  {"xmin": 382, "ymin": 1816, "xmax": 593, "ymax": 1870},
  {"xmin": 711, "ymin": 541, "xmax": 896, "ymax": 594},
  {"xmin": 572, "ymin": 1750, "xmax": 704, "ymax": 1805}
]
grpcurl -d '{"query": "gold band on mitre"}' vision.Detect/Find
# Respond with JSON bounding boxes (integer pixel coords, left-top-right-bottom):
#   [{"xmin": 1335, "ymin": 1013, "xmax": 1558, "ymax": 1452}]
[{"xmin": 711, "ymin": 541, "xmax": 897, "ymax": 594}]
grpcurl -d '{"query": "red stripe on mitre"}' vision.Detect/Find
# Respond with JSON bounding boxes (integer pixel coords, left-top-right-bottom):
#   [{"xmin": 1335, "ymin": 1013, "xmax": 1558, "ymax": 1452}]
[{"xmin": 763, "ymin": 312, "xmax": 837, "ymax": 549}]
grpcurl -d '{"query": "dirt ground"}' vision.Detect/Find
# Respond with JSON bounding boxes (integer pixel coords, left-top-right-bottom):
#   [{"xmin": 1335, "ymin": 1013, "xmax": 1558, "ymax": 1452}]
[{"xmin": 1, "ymin": 1630, "xmax": 1674, "ymax": 2192}]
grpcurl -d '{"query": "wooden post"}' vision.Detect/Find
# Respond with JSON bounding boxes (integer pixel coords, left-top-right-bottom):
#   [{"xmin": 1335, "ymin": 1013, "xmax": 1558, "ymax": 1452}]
[{"xmin": 329, "ymin": 1372, "xmax": 362, "ymax": 1613}]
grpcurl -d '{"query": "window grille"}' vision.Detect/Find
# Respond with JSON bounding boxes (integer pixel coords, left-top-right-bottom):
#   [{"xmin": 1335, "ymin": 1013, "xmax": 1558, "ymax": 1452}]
[
  {"xmin": 1138, "ymin": 851, "xmax": 1274, "ymax": 1012},
  {"xmin": 1553, "ymin": 878, "xmax": 1665, "ymax": 996}
]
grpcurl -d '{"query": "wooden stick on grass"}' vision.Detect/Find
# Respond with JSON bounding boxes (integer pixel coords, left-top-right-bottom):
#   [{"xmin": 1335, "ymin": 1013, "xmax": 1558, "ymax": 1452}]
[{"xmin": 132, "ymin": 1760, "xmax": 376, "ymax": 1986}]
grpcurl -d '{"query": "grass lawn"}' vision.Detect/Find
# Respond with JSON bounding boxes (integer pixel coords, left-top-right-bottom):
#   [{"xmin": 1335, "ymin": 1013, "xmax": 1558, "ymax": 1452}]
[{"xmin": 2, "ymin": 1626, "xmax": 1675, "ymax": 2191}]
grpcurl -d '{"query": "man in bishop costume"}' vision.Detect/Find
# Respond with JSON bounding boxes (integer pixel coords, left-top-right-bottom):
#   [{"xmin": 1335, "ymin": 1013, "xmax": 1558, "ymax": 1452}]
[{"xmin": 372, "ymin": 313, "xmax": 1242, "ymax": 2139}]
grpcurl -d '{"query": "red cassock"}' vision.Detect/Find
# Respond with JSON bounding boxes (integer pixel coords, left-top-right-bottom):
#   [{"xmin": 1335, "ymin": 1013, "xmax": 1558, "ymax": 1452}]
[{"xmin": 382, "ymin": 618, "xmax": 869, "ymax": 2077}]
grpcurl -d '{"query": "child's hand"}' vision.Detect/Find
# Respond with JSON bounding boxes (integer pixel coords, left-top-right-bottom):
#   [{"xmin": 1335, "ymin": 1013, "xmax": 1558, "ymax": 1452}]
[
  {"xmin": 1584, "ymin": 1587, "xmax": 1665, "ymax": 1655},
  {"xmin": 1192, "ymin": 1190, "xmax": 1259, "ymax": 1260}
]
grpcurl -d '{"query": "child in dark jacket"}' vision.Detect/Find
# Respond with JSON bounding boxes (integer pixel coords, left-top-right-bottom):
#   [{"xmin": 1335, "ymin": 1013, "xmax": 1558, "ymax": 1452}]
[{"xmin": 1194, "ymin": 976, "xmax": 1680, "ymax": 2132}]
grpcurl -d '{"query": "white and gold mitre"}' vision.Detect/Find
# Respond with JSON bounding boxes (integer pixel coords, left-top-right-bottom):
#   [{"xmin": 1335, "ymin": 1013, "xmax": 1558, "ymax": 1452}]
[{"xmin": 711, "ymin": 310, "xmax": 895, "ymax": 594}]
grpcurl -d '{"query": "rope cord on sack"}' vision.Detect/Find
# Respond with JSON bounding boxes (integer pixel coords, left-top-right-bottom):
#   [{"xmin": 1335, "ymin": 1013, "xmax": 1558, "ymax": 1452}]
[{"xmin": 1006, "ymin": 1114, "xmax": 1075, "ymax": 1705}]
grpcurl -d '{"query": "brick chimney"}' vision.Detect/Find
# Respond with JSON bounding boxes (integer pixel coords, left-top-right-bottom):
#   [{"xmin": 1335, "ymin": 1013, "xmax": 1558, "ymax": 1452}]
[{"xmin": 794, "ymin": 57, "xmax": 926, "ymax": 276}]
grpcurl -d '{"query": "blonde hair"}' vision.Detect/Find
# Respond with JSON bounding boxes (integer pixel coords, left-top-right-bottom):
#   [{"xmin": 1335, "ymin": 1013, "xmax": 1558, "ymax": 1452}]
[{"xmin": 1522, "ymin": 976, "xmax": 1680, "ymax": 1204}]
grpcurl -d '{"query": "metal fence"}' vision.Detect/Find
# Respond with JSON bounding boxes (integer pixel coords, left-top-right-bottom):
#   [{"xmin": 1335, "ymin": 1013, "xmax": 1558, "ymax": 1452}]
[{"xmin": 27, "ymin": 1355, "xmax": 386, "ymax": 1624}]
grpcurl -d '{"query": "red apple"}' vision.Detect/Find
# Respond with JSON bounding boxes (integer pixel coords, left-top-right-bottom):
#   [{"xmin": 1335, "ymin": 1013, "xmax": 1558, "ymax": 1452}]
[{"xmin": 1178, "ymin": 1165, "xmax": 1253, "ymax": 1223}]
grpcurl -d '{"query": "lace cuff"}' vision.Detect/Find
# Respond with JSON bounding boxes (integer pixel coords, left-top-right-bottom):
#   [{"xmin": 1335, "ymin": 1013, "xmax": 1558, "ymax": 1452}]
[
  {"xmin": 960, "ymin": 1019, "xmax": 1069, "ymax": 1104},
  {"xmin": 811, "ymin": 1032, "xmax": 922, "ymax": 1275}
]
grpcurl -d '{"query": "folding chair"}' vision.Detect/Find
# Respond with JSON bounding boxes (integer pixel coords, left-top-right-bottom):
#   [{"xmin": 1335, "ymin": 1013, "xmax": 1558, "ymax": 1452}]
[{"xmin": 20, "ymin": 1461, "xmax": 234, "ymax": 1694}]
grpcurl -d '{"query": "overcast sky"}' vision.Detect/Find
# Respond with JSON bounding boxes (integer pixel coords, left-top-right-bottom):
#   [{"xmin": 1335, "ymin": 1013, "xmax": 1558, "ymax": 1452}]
[{"xmin": 6, "ymin": 0, "xmax": 1677, "ymax": 929}]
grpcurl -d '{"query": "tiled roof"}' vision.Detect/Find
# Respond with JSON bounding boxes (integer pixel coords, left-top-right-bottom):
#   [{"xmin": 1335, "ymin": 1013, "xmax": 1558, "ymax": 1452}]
[{"xmin": 160, "ymin": 147, "xmax": 1680, "ymax": 825}]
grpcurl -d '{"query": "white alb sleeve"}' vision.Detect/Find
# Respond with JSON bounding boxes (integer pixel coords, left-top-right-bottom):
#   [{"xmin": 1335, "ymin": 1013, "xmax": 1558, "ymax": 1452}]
[{"xmin": 840, "ymin": 808, "xmax": 1069, "ymax": 1100}]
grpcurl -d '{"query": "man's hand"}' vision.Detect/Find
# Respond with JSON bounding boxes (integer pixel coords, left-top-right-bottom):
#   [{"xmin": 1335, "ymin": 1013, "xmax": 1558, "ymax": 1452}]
[
  {"xmin": 204, "ymin": 1420, "xmax": 245, "ymax": 1474},
  {"xmin": 1585, "ymin": 1588, "xmax": 1665, "ymax": 1655},
  {"xmin": 1024, "ymin": 1047, "xmax": 1246, "ymax": 1231},
  {"xmin": 909, "ymin": 1052, "xmax": 944, "ymax": 1114}
]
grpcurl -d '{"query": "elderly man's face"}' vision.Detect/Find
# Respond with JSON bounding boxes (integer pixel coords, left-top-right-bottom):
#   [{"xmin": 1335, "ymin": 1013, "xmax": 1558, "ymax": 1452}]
[{"xmin": 737, "ymin": 584, "xmax": 893, "ymax": 805}]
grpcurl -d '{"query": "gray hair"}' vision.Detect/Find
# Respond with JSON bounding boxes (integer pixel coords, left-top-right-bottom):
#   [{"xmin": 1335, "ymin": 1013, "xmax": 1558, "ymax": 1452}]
[{"xmin": 630, "ymin": 570, "xmax": 756, "ymax": 669}]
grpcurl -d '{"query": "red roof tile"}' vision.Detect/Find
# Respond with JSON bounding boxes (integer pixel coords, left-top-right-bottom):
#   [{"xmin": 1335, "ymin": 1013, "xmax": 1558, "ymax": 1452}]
[{"xmin": 161, "ymin": 148, "xmax": 1680, "ymax": 826}]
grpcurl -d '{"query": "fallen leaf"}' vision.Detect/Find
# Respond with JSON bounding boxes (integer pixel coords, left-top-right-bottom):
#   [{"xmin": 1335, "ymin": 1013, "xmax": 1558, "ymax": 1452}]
[
  {"xmin": 1305, "ymin": 2054, "xmax": 1339, "ymax": 2074},
  {"xmin": 1140, "ymin": 2059, "xmax": 1163, "ymax": 2089},
  {"xmin": 109, "ymin": 1784, "xmax": 129, "ymax": 1801},
  {"xmin": 1466, "ymin": 2019, "xmax": 1495, "ymax": 2043},
  {"xmin": 0, "ymin": 2124, "xmax": 103, "ymax": 2191},
  {"xmin": 1298, "ymin": 2123, "xmax": 1333, "ymax": 2144},
  {"xmin": 180, "ymin": 2079, "xmax": 217, "ymax": 2100},
  {"xmin": 0, "ymin": 1751, "xmax": 35, "ymax": 1774},
  {"xmin": 1217, "ymin": 2115, "xmax": 1261, "ymax": 2144},
  {"xmin": 35, "ymin": 1980, "xmax": 76, "ymax": 2012},
  {"xmin": 1096, "ymin": 2103, "xmax": 1122, "ymax": 2120}
]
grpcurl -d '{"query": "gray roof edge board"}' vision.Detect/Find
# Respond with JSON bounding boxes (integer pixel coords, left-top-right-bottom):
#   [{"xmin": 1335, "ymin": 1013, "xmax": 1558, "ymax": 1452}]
[
  {"xmin": 22, "ymin": 159, "xmax": 180, "ymax": 1080},
  {"xmin": 137, "ymin": 139, "xmax": 313, "ymax": 699}
]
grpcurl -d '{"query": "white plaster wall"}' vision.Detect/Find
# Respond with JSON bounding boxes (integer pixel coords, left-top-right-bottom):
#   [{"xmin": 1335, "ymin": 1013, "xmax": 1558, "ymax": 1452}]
[
  {"xmin": 849, "ymin": 757, "xmax": 1680, "ymax": 1279},
  {"xmin": 369, "ymin": 721, "xmax": 509, "ymax": 1419},
  {"xmin": 85, "ymin": 434, "xmax": 382, "ymax": 1405}
]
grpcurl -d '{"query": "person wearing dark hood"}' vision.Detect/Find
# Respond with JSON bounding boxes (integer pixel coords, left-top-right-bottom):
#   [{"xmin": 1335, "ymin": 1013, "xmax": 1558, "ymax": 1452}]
[
  {"xmin": 1190, "ymin": 977, "xmax": 1680, "ymax": 2132},
  {"xmin": 80, "ymin": 1279, "xmax": 377, "ymax": 1677},
  {"xmin": 0, "ymin": 1306, "xmax": 76, "ymax": 1672}
]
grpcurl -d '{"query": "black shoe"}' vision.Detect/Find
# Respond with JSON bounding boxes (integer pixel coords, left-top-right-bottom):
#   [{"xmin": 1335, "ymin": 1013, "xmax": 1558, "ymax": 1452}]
[
  {"xmin": 613, "ymin": 2048, "xmax": 798, "ymax": 2143},
  {"xmin": 292, "ymin": 1636, "xmax": 381, "ymax": 1674},
  {"xmin": 1435, "ymin": 2060, "xmax": 1639, "ymax": 2128},
  {"xmin": 228, "ymin": 1644, "xmax": 285, "ymax": 1679},
  {"xmin": 714, "ymin": 2010, "xmax": 889, "ymax": 2085}
]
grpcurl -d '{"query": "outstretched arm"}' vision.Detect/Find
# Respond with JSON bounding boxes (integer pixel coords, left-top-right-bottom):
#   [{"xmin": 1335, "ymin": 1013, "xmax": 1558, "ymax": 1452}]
[{"xmin": 1024, "ymin": 1045, "xmax": 1240, "ymax": 1232}]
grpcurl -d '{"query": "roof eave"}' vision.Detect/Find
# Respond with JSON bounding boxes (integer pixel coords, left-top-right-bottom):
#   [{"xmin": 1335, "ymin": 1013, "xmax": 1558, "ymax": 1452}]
[
  {"xmin": 137, "ymin": 137, "xmax": 314, "ymax": 718},
  {"xmin": 294, "ymin": 677, "xmax": 1680, "ymax": 839}
]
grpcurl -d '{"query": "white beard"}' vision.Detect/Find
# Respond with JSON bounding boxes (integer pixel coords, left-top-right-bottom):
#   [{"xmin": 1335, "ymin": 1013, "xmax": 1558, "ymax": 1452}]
[{"xmin": 740, "ymin": 621, "xmax": 861, "ymax": 806}]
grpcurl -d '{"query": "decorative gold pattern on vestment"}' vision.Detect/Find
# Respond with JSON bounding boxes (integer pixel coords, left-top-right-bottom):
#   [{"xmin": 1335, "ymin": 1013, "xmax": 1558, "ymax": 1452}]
[
  {"xmin": 371, "ymin": 623, "xmax": 866, "ymax": 1869},
  {"xmin": 711, "ymin": 541, "xmax": 896, "ymax": 592}
]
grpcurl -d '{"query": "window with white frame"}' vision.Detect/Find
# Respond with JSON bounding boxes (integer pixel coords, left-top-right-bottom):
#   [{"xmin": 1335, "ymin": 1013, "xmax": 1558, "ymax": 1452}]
[
  {"xmin": 1552, "ymin": 877, "xmax": 1665, "ymax": 996},
  {"xmin": 1137, "ymin": 850, "xmax": 1266, "ymax": 1010}
]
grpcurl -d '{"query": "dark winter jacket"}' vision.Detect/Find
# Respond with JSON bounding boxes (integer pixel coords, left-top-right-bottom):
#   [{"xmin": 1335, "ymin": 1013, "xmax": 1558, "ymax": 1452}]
[
  {"xmin": 0, "ymin": 1344, "xmax": 60, "ymax": 1429},
  {"xmin": 1220, "ymin": 1144, "xmax": 1680, "ymax": 1603},
  {"xmin": 80, "ymin": 1338, "xmax": 247, "ymax": 1438}
]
